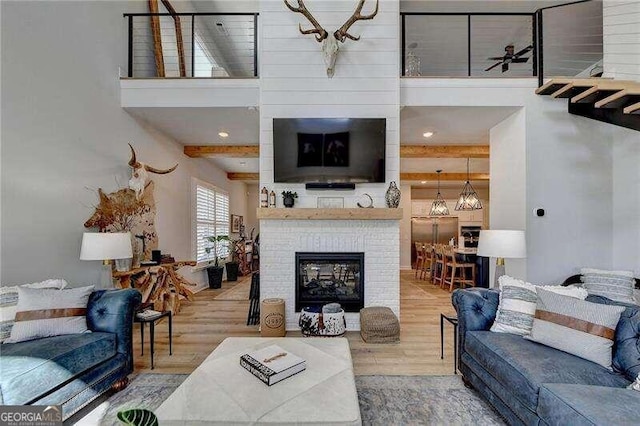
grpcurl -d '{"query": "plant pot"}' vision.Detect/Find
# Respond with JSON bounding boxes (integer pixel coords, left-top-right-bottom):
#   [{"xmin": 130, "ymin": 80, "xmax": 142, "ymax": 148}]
[
  {"xmin": 207, "ymin": 266, "xmax": 224, "ymax": 289},
  {"xmin": 283, "ymin": 196, "xmax": 295, "ymax": 208},
  {"xmin": 225, "ymin": 262, "xmax": 239, "ymax": 281}
]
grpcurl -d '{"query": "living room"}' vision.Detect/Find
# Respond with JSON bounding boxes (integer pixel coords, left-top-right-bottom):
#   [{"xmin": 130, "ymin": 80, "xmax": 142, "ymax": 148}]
[{"xmin": 2, "ymin": 0, "xmax": 640, "ymax": 425}]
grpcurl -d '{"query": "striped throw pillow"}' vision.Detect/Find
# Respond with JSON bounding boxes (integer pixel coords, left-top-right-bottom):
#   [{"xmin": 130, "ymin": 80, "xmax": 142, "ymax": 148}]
[
  {"xmin": 526, "ymin": 288, "xmax": 626, "ymax": 369},
  {"xmin": 5, "ymin": 285, "xmax": 93, "ymax": 344},
  {"xmin": 0, "ymin": 279, "xmax": 67, "ymax": 343},
  {"xmin": 581, "ymin": 268, "xmax": 636, "ymax": 304},
  {"xmin": 491, "ymin": 276, "xmax": 588, "ymax": 336}
]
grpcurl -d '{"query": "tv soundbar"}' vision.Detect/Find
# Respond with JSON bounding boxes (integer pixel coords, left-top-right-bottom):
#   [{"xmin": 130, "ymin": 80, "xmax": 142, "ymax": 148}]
[{"xmin": 305, "ymin": 182, "xmax": 356, "ymax": 190}]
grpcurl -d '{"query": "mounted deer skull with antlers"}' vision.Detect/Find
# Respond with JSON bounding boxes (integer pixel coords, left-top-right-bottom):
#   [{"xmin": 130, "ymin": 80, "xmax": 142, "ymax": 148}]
[
  {"xmin": 128, "ymin": 143, "xmax": 178, "ymax": 199},
  {"xmin": 284, "ymin": 0, "xmax": 379, "ymax": 78}
]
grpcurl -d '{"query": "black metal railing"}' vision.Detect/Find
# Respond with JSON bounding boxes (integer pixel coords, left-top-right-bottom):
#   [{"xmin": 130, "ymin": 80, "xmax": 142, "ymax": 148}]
[
  {"xmin": 124, "ymin": 12, "xmax": 258, "ymax": 78},
  {"xmin": 401, "ymin": 12, "xmax": 537, "ymax": 78},
  {"xmin": 400, "ymin": 1, "xmax": 602, "ymax": 86},
  {"xmin": 536, "ymin": 0, "xmax": 602, "ymax": 87}
]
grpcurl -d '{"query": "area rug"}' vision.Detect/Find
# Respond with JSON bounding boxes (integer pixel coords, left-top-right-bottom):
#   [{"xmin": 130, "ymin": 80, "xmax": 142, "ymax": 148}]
[
  {"xmin": 356, "ymin": 375, "xmax": 505, "ymax": 425},
  {"xmin": 85, "ymin": 374, "xmax": 504, "ymax": 425},
  {"xmin": 214, "ymin": 279, "xmax": 250, "ymax": 300}
]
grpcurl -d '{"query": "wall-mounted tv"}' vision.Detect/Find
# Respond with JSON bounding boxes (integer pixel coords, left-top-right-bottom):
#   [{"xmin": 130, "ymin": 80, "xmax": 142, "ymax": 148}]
[{"xmin": 273, "ymin": 118, "xmax": 386, "ymax": 183}]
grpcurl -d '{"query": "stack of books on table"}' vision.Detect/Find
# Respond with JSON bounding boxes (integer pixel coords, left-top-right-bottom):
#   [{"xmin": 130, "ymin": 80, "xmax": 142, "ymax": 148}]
[{"xmin": 240, "ymin": 345, "xmax": 306, "ymax": 386}]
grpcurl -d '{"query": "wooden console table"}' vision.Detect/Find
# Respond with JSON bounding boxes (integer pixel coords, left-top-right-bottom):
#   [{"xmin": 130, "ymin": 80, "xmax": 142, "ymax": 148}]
[{"xmin": 113, "ymin": 261, "xmax": 196, "ymax": 315}]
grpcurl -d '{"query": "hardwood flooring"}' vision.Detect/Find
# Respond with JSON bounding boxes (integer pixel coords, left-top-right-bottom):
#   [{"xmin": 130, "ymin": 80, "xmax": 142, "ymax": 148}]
[{"xmin": 132, "ymin": 270, "xmax": 458, "ymax": 376}]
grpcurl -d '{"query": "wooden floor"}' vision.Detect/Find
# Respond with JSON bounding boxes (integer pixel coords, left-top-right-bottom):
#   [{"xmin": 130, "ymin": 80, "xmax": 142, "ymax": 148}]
[{"xmin": 132, "ymin": 270, "xmax": 458, "ymax": 376}]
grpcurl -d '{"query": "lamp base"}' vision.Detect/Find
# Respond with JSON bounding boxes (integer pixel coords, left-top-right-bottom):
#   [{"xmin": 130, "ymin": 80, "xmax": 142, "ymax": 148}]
[
  {"xmin": 99, "ymin": 263, "xmax": 114, "ymax": 290},
  {"xmin": 494, "ymin": 258, "xmax": 506, "ymax": 287}
]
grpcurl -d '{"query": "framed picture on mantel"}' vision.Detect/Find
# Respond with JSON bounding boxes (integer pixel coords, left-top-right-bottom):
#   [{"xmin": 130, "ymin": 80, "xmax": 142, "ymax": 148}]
[
  {"xmin": 231, "ymin": 214, "xmax": 243, "ymax": 233},
  {"xmin": 317, "ymin": 197, "xmax": 344, "ymax": 209}
]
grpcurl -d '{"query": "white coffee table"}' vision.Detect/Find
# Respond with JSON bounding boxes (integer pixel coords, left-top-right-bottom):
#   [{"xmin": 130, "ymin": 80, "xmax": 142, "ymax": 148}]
[{"xmin": 155, "ymin": 337, "xmax": 362, "ymax": 425}]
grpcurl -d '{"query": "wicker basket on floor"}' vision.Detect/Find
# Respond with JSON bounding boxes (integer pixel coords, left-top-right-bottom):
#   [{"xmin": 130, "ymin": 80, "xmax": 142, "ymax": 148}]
[{"xmin": 360, "ymin": 306, "xmax": 400, "ymax": 343}]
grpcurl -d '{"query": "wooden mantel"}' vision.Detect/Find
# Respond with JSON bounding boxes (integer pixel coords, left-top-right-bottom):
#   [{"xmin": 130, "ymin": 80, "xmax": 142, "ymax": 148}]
[{"xmin": 257, "ymin": 208, "xmax": 403, "ymax": 220}]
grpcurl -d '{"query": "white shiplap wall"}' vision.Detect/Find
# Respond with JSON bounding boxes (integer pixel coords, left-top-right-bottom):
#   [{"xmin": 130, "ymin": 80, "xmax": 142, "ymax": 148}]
[
  {"xmin": 603, "ymin": 0, "xmax": 640, "ymax": 81},
  {"xmin": 258, "ymin": 0, "xmax": 401, "ymax": 329},
  {"xmin": 259, "ymin": 0, "xmax": 400, "ymax": 207}
]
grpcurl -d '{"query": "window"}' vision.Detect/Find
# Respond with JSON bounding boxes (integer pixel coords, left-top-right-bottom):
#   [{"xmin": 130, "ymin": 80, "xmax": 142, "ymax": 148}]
[{"xmin": 194, "ymin": 180, "xmax": 229, "ymax": 265}]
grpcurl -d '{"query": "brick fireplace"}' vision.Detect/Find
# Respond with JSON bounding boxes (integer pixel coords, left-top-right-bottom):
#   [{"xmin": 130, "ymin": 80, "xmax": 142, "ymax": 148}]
[{"xmin": 259, "ymin": 213, "xmax": 400, "ymax": 331}]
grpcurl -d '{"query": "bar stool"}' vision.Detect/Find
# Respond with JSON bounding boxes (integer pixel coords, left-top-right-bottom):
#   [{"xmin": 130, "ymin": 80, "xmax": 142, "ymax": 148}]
[
  {"xmin": 414, "ymin": 242, "xmax": 425, "ymax": 278},
  {"xmin": 433, "ymin": 244, "xmax": 446, "ymax": 287},
  {"xmin": 443, "ymin": 246, "xmax": 476, "ymax": 292},
  {"xmin": 420, "ymin": 244, "xmax": 434, "ymax": 280}
]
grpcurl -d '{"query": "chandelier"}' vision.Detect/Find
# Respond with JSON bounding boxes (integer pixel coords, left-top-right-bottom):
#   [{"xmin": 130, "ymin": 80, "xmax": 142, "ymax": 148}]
[
  {"xmin": 455, "ymin": 158, "xmax": 483, "ymax": 211},
  {"xmin": 429, "ymin": 170, "xmax": 450, "ymax": 216}
]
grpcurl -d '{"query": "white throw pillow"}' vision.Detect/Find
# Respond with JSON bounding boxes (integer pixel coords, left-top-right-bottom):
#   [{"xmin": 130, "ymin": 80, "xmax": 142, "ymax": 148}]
[
  {"xmin": 0, "ymin": 279, "xmax": 67, "ymax": 343},
  {"xmin": 581, "ymin": 268, "xmax": 636, "ymax": 304},
  {"xmin": 5, "ymin": 285, "xmax": 93, "ymax": 343},
  {"xmin": 491, "ymin": 276, "xmax": 588, "ymax": 336}
]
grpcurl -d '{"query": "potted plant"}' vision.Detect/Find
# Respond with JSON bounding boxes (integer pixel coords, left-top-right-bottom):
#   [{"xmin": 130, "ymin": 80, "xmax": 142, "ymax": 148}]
[
  {"xmin": 282, "ymin": 191, "xmax": 298, "ymax": 208},
  {"xmin": 225, "ymin": 239, "xmax": 241, "ymax": 282},
  {"xmin": 205, "ymin": 235, "xmax": 229, "ymax": 289}
]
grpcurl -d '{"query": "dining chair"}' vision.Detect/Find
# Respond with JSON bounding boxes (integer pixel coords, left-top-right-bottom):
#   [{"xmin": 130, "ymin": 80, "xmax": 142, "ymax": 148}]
[
  {"xmin": 419, "ymin": 244, "xmax": 434, "ymax": 280},
  {"xmin": 414, "ymin": 242, "xmax": 425, "ymax": 278},
  {"xmin": 433, "ymin": 244, "xmax": 446, "ymax": 287}
]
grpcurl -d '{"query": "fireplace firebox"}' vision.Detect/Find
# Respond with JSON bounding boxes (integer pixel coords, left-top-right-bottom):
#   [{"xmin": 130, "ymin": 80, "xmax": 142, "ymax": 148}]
[{"xmin": 295, "ymin": 252, "xmax": 365, "ymax": 313}]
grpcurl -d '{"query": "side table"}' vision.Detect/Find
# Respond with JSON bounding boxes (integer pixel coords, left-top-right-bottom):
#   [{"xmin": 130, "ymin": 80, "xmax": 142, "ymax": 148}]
[
  {"xmin": 440, "ymin": 313, "xmax": 458, "ymax": 374},
  {"xmin": 135, "ymin": 311, "xmax": 172, "ymax": 370}
]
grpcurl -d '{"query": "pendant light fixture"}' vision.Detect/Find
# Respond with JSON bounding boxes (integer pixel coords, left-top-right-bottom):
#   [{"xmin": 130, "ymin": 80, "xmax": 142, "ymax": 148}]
[
  {"xmin": 429, "ymin": 170, "xmax": 450, "ymax": 216},
  {"xmin": 455, "ymin": 158, "xmax": 483, "ymax": 211}
]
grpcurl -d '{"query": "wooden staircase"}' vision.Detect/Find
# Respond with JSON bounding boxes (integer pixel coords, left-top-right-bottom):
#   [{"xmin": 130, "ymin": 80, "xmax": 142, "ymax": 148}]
[{"xmin": 535, "ymin": 78, "xmax": 640, "ymax": 130}]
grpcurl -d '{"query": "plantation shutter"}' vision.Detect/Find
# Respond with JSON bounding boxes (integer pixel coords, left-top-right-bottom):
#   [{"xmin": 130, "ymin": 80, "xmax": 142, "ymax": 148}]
[{"xmin": 195, "ymin": 184, "xmax": 229, "ymax": 264}]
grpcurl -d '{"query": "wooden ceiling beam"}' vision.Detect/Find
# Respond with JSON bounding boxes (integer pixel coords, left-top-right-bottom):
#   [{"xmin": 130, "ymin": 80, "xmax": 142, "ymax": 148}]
[
  {"xmin": 400, "ymin": 173, "xmax": 489, "ymax": 181},
  {"xmin": 400, "ymin": 145, "xmax": 489, "ymax": 158},
  {"xmin": 184, "ymin": 145, "xmax": 259, "ymax": 158},
  {"xmin": 227, "ymin": 172, "xmax": 259, "ymax": 181}
]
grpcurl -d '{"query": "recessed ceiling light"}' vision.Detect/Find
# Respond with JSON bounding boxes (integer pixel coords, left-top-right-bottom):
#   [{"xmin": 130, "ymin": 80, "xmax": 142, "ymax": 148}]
[
  {"xmin": 218, "ymin": 131, "xmax": 229, "ymax": 138},
  {"xmin": 421, "ymin": 181, "xmax": 427, "ymax": 184},
  {"xmin": 423, "ymin": 132, "xmax": 434, "ymax": 138}
]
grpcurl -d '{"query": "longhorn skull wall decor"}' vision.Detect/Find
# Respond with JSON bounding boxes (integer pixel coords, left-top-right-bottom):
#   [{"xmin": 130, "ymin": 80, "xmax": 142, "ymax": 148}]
[
  {"xmin": 284, "ymin": 0, "xmax": 379, "ymax": 77},
  {"xmin": 128, "ymin": 143, "xmax": 178, "ymax": 199}
]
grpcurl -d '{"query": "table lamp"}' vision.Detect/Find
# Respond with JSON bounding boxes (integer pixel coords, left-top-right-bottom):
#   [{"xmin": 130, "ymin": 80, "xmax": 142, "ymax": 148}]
[
  {"xmin": 477, "ymin": 230, "xmax": 526, "ymax": 287},
  {"xmin": 80, "ymin": 232, "xmax": 133, "ymax": 288}
]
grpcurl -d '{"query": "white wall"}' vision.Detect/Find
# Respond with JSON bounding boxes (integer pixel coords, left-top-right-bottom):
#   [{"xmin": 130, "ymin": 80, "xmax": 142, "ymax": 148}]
[
  {"xmin": 489, "ymin": 108, "xmax": 527, "ymax": 283},
  {"xmin": 401, "ymin": 78, "xmax": 625, "ymax": 285},
  {"xmin": 259, "ymin": 0, "xmax": 400, "ymax": 207},
  {"xmin": 612, "ymin": 133, "xmax": 640, "ymax": 276},
  {"xmin": 603, "ymin": 0, "xmax": 640, "ymax": 81},
  {"xmin": 399, "ymin": 183, "xmax": 412, "ymax": 269},
  {"xmin": 245, "ymin": 183, "xmax": 260, "ymax": 238},
  {"xmin": 0, "ymin": 1, "xmax": 246, "ymax": 288}
]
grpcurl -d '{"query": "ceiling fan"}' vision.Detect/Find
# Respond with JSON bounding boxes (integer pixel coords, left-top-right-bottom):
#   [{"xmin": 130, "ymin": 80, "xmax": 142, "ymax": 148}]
[{"xmin": 485, "ymin": 44, "xmax": 533, "ymax": 72}]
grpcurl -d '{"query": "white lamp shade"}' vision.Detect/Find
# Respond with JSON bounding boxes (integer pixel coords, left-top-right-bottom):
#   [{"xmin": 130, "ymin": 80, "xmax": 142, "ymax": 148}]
[
  {"xmin": 477, "ymin": 230, "xmax": 526, "ymax": 259},
  {"xmin": 80, "ymin": 232, "xmax": 133, "ymax": 260}
]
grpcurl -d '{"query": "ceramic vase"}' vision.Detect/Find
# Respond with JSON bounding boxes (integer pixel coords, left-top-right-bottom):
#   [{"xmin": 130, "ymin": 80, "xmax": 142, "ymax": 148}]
[{"xmin": 385, "ymin": 181, "xmax": 401, "ymax": 208}]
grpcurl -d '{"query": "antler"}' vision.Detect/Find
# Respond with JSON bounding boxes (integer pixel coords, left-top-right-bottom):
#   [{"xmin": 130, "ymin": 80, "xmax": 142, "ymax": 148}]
[
  {"xmin": 334, "ymin": 0, "xmax": 379, "ymax": 42},
  {"xmin": 283, "ymin": 0, "xmax": 328, "ymax": 42},
  {"xmin": 128, "ymin": 143, "xmax": 178, "ymax": 174},
  {"xmin": 145, "ymin": 163, "xmax": 178, "ymax": 175},
  {"xmin": 128, "ymin": 143, "xmax": 140, "ymax": 168}
]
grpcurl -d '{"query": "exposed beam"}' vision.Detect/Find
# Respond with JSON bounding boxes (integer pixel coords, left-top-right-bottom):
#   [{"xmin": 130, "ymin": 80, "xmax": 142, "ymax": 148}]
[
  {"xmin": 400, "ymin": 173, "xmax": 489, "ymax": 181},
  {"xmin": 148, "ymin": 0, "xmax": 165, "ymax": 78},
  {"xmin": 160, "ymin": 0, "xmax": 186, "ymax": 77},
  {"xmin": 185, "ymin": 145, "xmax": 259, "ymax": 158},
  {"xmin": 227, "ymin": 172, "xmax": 259, "ymax": 181},
  {"xmin": 400, "ymin": 145, "xmax": 489, "ymax": 158}
]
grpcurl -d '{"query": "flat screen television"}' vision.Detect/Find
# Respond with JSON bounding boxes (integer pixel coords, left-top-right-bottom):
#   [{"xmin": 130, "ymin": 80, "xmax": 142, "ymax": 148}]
[{"xmin": 273, "ymin": 118, "xmax": 386, "ymax": 183}]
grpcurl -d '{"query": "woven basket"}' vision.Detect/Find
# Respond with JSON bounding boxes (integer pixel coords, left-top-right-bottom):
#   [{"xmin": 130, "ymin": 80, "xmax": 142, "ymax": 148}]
[{"xmin": 360, "ymin": 306, "xmax": 400, "ymax": 343}]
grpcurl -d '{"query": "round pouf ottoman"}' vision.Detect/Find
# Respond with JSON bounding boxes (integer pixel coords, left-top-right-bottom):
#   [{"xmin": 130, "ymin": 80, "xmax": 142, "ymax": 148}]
[
  {"xmin": 360, "ymin": 306, "xmax": 400, "ymax": 343},
  {"xmin": 260, "ymin": 298, "xmax": 286, "ymax": 337}
]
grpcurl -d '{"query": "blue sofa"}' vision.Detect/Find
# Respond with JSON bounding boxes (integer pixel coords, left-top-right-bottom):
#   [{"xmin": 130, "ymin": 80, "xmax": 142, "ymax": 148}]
[
  {"xmin": 0, "ymin": 289, "xmax": 141, "ymax": 420},
  {"xmin": 453, "ymin": 288, "xmax": 640, "ymax": 425}
]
